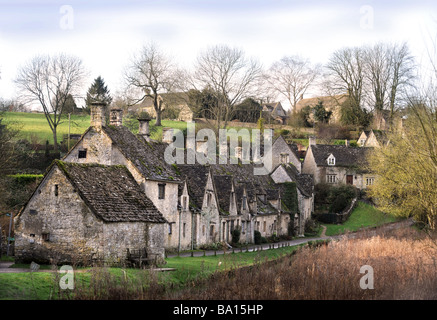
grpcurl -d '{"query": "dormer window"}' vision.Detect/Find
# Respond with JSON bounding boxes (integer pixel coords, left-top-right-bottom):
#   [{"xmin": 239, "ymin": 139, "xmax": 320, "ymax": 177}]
[
  {"xmin": 327, "ymin": 154, "xmax": 335, "ymax": 166},
  {"xmin": 280, "ymin": 153, "xmax": 289, "ymax": 164}
]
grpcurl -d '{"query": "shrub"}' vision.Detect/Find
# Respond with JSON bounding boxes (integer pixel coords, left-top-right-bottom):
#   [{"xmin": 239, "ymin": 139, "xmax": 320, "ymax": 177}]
[
  {"xmin": 231, "ymin": 227, "xmax": 241, "ymax": 244},
  {"xmin": 329, "ymin": 193, "xmax": 350, "ymax": 213}
]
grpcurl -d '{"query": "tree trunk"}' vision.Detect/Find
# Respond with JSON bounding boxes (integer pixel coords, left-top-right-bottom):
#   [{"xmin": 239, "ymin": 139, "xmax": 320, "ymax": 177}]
[
  {"xmin": 155, "ymin": 109, "xmax": 162, "ymax": 126},
  {"xmin": 52, "ymin": 129, "xmax": 58, "ymax": 153}
]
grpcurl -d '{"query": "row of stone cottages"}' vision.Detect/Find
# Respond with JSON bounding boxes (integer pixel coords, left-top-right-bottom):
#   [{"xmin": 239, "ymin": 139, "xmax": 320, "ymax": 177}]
[{"xmin": 14, "ymin": 103, "xmax": 372, "ymax": 265}]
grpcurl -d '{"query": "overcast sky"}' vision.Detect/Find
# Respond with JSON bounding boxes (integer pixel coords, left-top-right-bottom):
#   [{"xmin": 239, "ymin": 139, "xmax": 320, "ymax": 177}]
[{"xmin": 0, "ymin": 0, "xmax": 436, "ymax": 109}]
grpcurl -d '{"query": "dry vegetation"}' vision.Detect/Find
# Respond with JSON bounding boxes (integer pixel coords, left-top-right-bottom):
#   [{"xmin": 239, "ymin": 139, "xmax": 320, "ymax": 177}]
[
  {"xmin": 69, "ymin": 225, "xmax": 437, "ymax": 300},
  {"xmin": 172, "ymin": 226, "xmax": 437, "ymax": 300}
]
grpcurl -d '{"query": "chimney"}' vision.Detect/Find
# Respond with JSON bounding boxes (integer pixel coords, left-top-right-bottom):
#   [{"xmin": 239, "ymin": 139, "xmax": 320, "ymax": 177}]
[
  {"xmin": 138, "ymin": 117, "xmax": 151, "ymax": 141},
  {"xmin": 109, "ymin": 108, "xmax": 123, "ymax": 126},
  {"xmin": 162, "ymin": 127, "xmax": 174, "ymax": 144},
  {"xmin": 196, "ymin": 139, "xmax": 208, "ymax": 155},
  {"xmin": 235, "ymin": 146, "xmax": 242, "ymax": 160},
  {"xmin": 90, "ymin": 102, "xmax": 106, "ymax": 129},
  {"xmin": 309, "ymin": 136, "xmax": 316, "ymax": 146}
]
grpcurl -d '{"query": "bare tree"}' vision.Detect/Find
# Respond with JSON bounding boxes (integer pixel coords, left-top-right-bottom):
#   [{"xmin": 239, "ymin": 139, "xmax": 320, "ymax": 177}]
[
  {"xmin": 266, "ymin": 55, "xmax": 320, "ymax": 112},
  {"xmin": 15, "ymin": 54, "xmax": 85, "ymax": 152},
  {"xmin": 124, "ymin": 42, "xmax": 182, "ymax": 126},
  {"xmin": 192, "ymin": 44, "xmax": 263, "ymax": 131},
  {"xmin": 387, "ymin": 42, "xmax": 416, "ymax": 122},
  {"xmin": 364, "ymin": 43, "xmax": 391, "ymax": 113},
  {"xmin": 325, "ymin": 46, "xmax": 366, "ymax": 110},
  {"xmin": 364, "ymin": 42, "xmax": 415, "ymax": 122}
]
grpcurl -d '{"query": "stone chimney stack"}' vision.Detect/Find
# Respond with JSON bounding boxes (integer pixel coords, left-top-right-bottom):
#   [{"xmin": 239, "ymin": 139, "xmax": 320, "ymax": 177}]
[
  {"xmin": 90, "ymin": 102, "xmax": 106, "ymax": 129},
  {"xmin": 109, "ymin": 109, "xmax": 123, "ymax": 127},
  {"xmin": 309, "ymin": 136, "xmax": 316, "ymax": 146},
  {"xmin": 196, "ymin": 139, "xmax": 208, "ymax": 155},
  {"xmin": 162, "ymin": 127, "xmax": 174, "ymax": 144},
  {"xmin": 235, "ymin": 146, "xmax": 242, "ymax": 160},
  {"xmin": 138, "ymin": 118, "xmax": 151, "ymax": 141}
]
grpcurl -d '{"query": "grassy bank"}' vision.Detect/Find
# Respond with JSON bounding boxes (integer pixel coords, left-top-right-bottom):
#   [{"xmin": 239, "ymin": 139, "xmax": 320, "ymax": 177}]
[{"xmin": 322, "ymin": 201, "xmax": 400, "ymax": 236}]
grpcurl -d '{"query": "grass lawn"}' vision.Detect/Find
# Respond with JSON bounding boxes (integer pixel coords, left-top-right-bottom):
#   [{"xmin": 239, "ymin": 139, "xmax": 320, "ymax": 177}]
[
  {"xmin": 0, "ymin": 245, "xmax": 300, "ymax": 300},
  {"xmin": 2, "ymin": 112, "xmax": 90, "ymax": 144},
  {"xmin": 322, "ymin": 201, "xmax": 400, "ymax": 236}
]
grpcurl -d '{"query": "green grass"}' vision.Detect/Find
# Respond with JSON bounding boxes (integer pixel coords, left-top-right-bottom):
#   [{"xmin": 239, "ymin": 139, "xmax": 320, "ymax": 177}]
[
  {"xmin": 2, "ymin": 112, "xmax": 90, "ymax": 144},
  {"xmin": 0, "ymin": 245, "xmax": 300, "ymax": 300},
  {"xmin": 322, "ymin": 201, "xmax": 400, "ymax": 236}
]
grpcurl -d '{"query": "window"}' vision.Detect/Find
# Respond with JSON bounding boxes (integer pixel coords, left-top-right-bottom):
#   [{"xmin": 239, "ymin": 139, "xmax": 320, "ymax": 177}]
[
  {"xmin": 168, "ymin": 223, "xmax": 172, "ymax": 235},
  {"xmin": 54, "ymin": 184, "xmax": 59, "ymax": 197},
  {"xmin": 210, "ymin": 225, "xmax": 214, "ymax": 239},
  {"xmin": 327, "ymin": 155, "xmax": 335, "ymax": 166},
  {"xmin": 360, "ymin": 139, "xmax": 366, "ymax": 146},
  {"xmin": 42, "ymin": 233, "xmax": 50, "ymax": 242},
  {"xmin": 242, "ymin": 196, "xmax": 247, "ymax": 210},
  {"xmin": 158, "ymin": 183, "xmax": 166, "ymax": 199},
  {"xmin": 182, "ymin": 196, "xmax": 187, "ymax": 210},
  {"xmin": 327, "ymin": 174, "xmax": 336, "ymax": 184},
  {"xmin": 263, "ymin": 221, "xmax": 266, "ymax": 232},
  {"xmin": 183, "ymin": 223, "xmax": 186, "ymax": 238},
  {"xmin": 206, "ymin": 192, "xmax": 212, "ymax": 206},
  {"xmin": 202, "ymin": 225, "xmax": 206, "ymax": 236},
  {"xmin": 78, "ymin": 149, "xmax": 87, "ymax": 159},
  {"xmin": 366, "ymin": 177, "xmax": 375, "ymax": 186},
  {"xmin": 30, "ymin": 209, "xmax": 37, "ymax": 215},
  {"xmin": 280, "ymin": 153, "xmax": 289, "ymax": 164}
]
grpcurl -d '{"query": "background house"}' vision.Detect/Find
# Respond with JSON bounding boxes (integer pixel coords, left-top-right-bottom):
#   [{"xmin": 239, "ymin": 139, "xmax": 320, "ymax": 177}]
[
  {"xmin": 302, "ymin": 137, "xmax": 373, "ymax": 189},
  {"xmin": 262, "ymin": 102, "xmax": 287, "ymax": 124},
  {"xmin": 295, "ymin": 94, "xmax": 349, "ymax": 123}
]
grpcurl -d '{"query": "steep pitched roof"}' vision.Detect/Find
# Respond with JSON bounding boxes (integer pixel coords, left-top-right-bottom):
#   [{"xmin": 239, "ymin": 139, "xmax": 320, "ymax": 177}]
[
  {"xmin": 280, "ymin": 164, "xmax": 313, "ymax": 197},
  {"xmin": 310, "ymin": 144, "xmax": 369, "ymax": 168},
  {"xmin": 57, "ymin": 161, "xmax": 166, "ymax": 223},
  {"xmin": 102, "ymin": 125, "xmax": 181, "ymax": 182},
  {"xmin": 295, "ymin": 94, "xmax": 349, "ymax": 111},
  {"xmin": 212, "ymin": 175, "xmax": 234, "ymax": 214},
  {"xmin": 176, "ymin": 164, "xmax": 210, "ymax": 209}
]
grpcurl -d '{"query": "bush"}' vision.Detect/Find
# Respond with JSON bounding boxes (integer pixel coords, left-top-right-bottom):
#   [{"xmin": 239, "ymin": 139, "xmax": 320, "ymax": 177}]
[
  {"xmin": 329, "ymin": 193, "xmax": 350, "ymax": 213},
  {"xmin": 231, "ymin": 227, "xmax": 241, "ymax": 244}
]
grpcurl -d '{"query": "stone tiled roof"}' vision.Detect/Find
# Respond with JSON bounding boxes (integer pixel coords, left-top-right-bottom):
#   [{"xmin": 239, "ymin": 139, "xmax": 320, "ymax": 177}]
[
  {"xmin": 310, "ymin": 144, "xmax": 369, "ymax": 168},
  {"xmin": 176, "ymin": 164, "xmax": 210, "ymax": 210},
  {"xmin": 102, "ymin": 125, "xmax": 181, "ymax": 182},
  {"xmin": 57, "ymin": 161, "xmax": 166, "ymax": 223},
  {"xmin": 175, "ymin": 159, "xmax": 282, "ymax": 215},
  {"xmin": 212, "ymin": 175, "xmax": 234, "ymax": 214}
]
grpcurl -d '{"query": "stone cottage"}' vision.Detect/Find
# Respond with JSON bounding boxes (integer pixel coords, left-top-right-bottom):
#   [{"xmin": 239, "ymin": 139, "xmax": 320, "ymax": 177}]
[
  {"xmin": 14, "ymin": 161, "xmax": 167, "ymax": 264},
  {"xmin": 302, "ymin": 137, "xmax": 374, "ymax": 189},
  {"xmin": 15, "ymin": 102, "xmax": 315, "ymax": 263}
]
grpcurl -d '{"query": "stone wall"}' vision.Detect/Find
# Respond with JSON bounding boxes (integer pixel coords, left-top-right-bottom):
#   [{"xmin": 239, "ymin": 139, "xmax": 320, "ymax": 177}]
[{"xmin": 14, "ymin": 167, "xmax": 103, "ymax": 264}]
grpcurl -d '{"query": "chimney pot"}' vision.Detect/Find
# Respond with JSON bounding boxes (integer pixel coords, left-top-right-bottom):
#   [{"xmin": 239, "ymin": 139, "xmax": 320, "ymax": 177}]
[
  {"xmin": 109, "ymin": 109, "xmax": 123, "ymax": 126},
  {"xmin": 309, "ymin": 136, "xmax": 316, "ymax": 146},
  {"xmin": 138, "ymin": 118, "xmax": 151, "ymax": 141}
]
